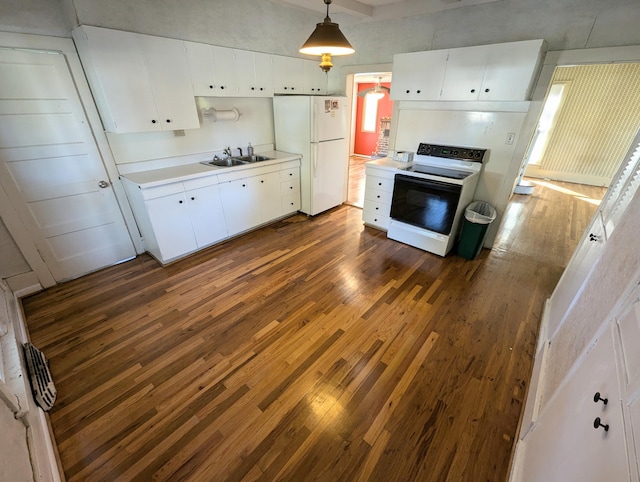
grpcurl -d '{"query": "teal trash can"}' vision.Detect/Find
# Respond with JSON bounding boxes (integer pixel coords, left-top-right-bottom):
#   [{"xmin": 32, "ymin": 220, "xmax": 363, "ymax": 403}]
[{"xmin": 458, "ymin": 201, "xmax": 496, "ymax": 260}]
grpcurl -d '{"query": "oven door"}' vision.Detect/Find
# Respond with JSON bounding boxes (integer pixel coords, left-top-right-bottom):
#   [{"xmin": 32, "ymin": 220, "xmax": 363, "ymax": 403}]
[{"xmin": 390, "ymin": 174, "xmax": 462, "ymax": 235}]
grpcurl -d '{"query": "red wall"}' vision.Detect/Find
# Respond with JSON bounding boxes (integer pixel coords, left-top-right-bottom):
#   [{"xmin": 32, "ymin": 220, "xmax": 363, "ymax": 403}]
[{"xmin": 353, "ymin": 82, "xmax": 393, "ymax": 156}]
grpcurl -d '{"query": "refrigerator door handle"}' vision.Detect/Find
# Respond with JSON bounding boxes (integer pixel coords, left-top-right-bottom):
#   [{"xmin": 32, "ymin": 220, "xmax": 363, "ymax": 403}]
[{"xmin": 313, "ymin": 143, "xmax": 318, "ymax": 178}]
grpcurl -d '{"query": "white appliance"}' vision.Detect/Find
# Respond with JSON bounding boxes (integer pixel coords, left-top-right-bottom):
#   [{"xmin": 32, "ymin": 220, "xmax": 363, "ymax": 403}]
[
  {"xmin": 273, "ymin": 96, "xmax": 347, "ymax": 216},
  {"xmin": 387, "ymin": 143, "xmax": 486, "ymax": 256}
]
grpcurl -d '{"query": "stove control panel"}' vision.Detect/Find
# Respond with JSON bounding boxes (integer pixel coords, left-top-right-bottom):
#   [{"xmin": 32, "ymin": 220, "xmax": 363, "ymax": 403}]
[{"xmin": 416, "ymin": 143, "xmax": 486, "ymax": 163}]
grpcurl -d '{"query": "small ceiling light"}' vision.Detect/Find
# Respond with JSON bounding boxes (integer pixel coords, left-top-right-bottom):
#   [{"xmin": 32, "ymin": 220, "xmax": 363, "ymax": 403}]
[
  {"xmin": 357, "ymin": 77, "xmax": 390, "ymax": 99},
  {"xmin": 299, "ymin": 0, "xmax": 355, "ymax": 73}
]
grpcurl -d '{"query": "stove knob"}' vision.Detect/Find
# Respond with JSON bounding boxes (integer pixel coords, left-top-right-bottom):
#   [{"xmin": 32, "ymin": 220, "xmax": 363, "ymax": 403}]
[
  {"xmin": 453, "ymin": 150, "xmax": 459, "ymax": 156},
  {"xmin": 475, "ymin": 152, "xmax": 481, "ymax": 158}
]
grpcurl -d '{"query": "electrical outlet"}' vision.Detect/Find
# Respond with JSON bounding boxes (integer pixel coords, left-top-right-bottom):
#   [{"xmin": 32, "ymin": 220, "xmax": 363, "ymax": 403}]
[{"xmin": 506, "ymin": 132, "xmax": 516, "ymax": 145}]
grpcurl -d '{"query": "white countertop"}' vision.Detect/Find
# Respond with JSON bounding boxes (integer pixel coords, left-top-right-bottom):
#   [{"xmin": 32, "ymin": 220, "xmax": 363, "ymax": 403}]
[
  {"xmin": 121, "ymin": 150, "xmax": 301, "ymax": 188},
  {"xmin": 366, "ymin": 157, "xmax": 412, "ymax": 171}
]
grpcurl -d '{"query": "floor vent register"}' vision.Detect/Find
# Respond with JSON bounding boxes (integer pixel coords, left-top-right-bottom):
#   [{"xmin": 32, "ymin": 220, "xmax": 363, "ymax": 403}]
[{"xmin": 23, "ymin": 342, "xmax": 56, "ymax": 411}]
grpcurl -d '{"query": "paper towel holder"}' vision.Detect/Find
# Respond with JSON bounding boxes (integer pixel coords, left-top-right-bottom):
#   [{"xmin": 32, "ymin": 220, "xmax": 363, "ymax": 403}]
[{"xmin": 202, "ymin": 107, "xmax": 241, "ymax": 122}]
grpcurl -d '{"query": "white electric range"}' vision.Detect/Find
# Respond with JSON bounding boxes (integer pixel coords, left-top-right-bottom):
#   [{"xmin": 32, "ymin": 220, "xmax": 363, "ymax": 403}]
[{"xmin": 387, "ymin": 142, "xmax": 487, "ymax": 256}]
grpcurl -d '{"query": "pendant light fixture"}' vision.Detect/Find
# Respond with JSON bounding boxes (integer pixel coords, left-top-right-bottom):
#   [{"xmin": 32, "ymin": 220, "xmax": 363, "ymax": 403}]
[{"xmin": 299, "ymin": 0, "xmax": 355, "ymax": 73}]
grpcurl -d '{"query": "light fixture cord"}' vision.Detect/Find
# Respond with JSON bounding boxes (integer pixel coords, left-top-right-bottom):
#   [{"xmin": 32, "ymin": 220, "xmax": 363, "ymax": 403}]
[{"xmin": 325, "ymin": 0, "xmax": 331, "ymax": 22}]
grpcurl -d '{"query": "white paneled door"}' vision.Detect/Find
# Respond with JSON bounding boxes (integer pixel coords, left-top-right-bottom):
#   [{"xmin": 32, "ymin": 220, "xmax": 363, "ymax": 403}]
[{"xmin": 0, "ymin": 49, "xmax": 135, "ymax": 282}]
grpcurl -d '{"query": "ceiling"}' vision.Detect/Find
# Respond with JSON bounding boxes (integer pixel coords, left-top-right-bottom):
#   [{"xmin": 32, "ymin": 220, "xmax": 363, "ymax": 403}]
[{"xmin": 274, "ymin": 0, "xmax": 503, "ymax": 24}]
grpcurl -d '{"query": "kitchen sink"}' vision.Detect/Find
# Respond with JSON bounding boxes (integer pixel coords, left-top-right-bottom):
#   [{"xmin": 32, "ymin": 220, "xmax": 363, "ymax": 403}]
[
  {"xmin": 200, "ymin": 155, "xmax": 271, "ymax": 168},
  {"xmin": 232, "ymin": 155, "xmax": 272, "ymax": 163},
  {"xmin": 201, "ymin": 158, "xmax": 249, "ymax": 167}
]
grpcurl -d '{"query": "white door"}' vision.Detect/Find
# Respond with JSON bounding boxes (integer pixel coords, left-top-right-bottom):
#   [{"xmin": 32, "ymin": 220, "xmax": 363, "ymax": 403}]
[
  {"xmin": 312, "ymin": 97, "xmax": 347, "ymax": 142},
  {"xmin": 0, "ymin": 49, "xmax": 135, "ymax": 282},
  {"xmin": 310, "ymin": 139, "xmax": 347, "ymax": 215}
]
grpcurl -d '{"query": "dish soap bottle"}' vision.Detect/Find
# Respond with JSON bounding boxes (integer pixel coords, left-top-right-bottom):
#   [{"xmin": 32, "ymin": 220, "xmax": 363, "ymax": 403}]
[{"xmin": 247, "ymin": 142, "xmax": 254, "ymax": 156}]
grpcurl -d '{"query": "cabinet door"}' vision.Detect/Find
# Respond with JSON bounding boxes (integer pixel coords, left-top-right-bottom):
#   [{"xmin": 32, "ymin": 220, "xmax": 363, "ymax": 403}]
[
  {"xmin": 185, "ymin": 41, "xmax": 216, "ymax": 96},
  {"xmin": 479, "ymin": 40, "xmax": 543, "ymax": 101},
  {"xmin": 219, "ymin": 179, "xmax": 261, "ymax": 236},
  {"xmin": 390, "ymin": 50, "xmax": 449, "ymax": 101},
  {"xmin": 211, "ymin": 46, "xmax": 238, "ymax": 96},
  {"xmin": 272, "ymin": 55, "xmax": 304, "ymax": 94},
  {"xmin": 146, "ymin": 193, "xmax": 197, "ymax": 261},
  {"xmin": 251, "ymin": 172, "xmax": 281, "ymax": 221},
  {"xmin": 519, "ymin": 325, "xmax": 629, "ymax": 481},
  {"xmin": 440, "ymin": 44, "xmax": 489, "ymax": 101},
  {"xmin": 76, "ymin": 26, "xmax": 160, "ymax": 133},
  {"xmin": 185, "ymin": 185, "xmax": 228, "ymax": 247},
  {"xmin": 548, "ymin": 212, "xmax": 607, "ymax": 337},
  {"xmin": 137, "ymin": 34, "xmax": 200, "ymax": 130},
  {"xmin": 303, "ymin": 60, "xmax": 327, "ymax": 95},
  {"xmin": 235, "ymin": 51, "xmax": 273, "ymax": 97}
]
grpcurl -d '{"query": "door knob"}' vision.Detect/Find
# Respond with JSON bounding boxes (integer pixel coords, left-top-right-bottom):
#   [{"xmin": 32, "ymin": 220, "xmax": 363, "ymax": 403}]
[
  {"xmin": 589, "ymin": 233, "xmax": 601, "ymax": 242},
  {"xmin": 593, "ymin": 392, "xmax": 608, "ymax": 405},
  {"xmin": 593, "ymin": 417, "xmax": 609, "ymax": 432},
  {"xmin": 98, "ymin": 180, "xmax": 110, "ymax": 189}
]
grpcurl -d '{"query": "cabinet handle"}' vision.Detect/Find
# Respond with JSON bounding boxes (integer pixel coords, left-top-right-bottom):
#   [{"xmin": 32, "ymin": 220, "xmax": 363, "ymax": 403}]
[
  {"xmin": 406, "ymin": 90, "xmax": 410, "ymax": 94},
  {"xmin": 593, "ymin": 392, "xmax": 608, "ymax": 405},
  {"xmin": 166, "ymin": 119, "xmax": 171, "ymax": 123},
  {"xmin": 98, "ymin": 180, "xmax": 110, "ymax": 189},
  {"xmin": 485, "ymin": 88, "xmax": 490, "ymax": 93},
  {"xmin": 416, "ymin": 90, "xmax": 421, "ymax": 94},
  {"xmin": 179, "ymin": 200, "xmax": 183, "ymax": 204},
  {"xmin": 284, "ymin": 87, "xmax": 288, "ymax": 90},
  {"xmin": 242, "ymin": 184, "xmax": 246, "ymax": 187},
  {"xmin": 289, "ymin": 173, "xmax": 293, "ymax": 176},
  {"xmin": 221, "ymin": 86, "xmax": 225, "ymax": 90},
  {"xmin": 375, "ymin": 207, "xmax": 379, "ymax": 210},
  {"xmin": 470, "ymin": 89, "xmax": 476, "ymax": 93},
  {"xmin": 260, "ymin": 87, "xmax": 264, "ymax": 91},
  {"xmin": 209, "ymin": 85, "xmax": 214, "ymax": 89},
  {"xmin": 251, "ymin": 87, "xmax": 255, "ymax": 91},
  {"xmin": 290, "ymin": 202, "xmax": 294, "ymax": 206},
  {"xmin": 190, "ymin": 197, "xmax": 195, "ymax": 201},
  {"xmin": 290, "ymin": 186, "xmax": 293, "ymax": 190},
  {"xmin": 593, "ymin": 417, "xmax": 609, "ymax": 432},
  {"xmin": 261, "ymin": 180, "xmax": 264, "ymax": 183},
  {"xmin": 151, "ymin": 119, "xmax": 157, "ymax": 124},
  {"xmin": 378, "ymin": 182, "xmax": 382, "ymax": 186},
  {"xmin": 377, "ymin": 195, "xmax": 381, "ymax": 198},
  {"xmin": 589, "ymin": 233, "xmax": 601, "ymax": 242}
]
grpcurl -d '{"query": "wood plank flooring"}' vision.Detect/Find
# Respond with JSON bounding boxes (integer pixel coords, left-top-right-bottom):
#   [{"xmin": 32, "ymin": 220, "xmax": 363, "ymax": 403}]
[
  {"xmin": 22, "ymin": 179, "xmax": 606, "ymax": 481},
  {"xmin": 347, "ymin": 155, "xmax": 367, "ymax": 207}
]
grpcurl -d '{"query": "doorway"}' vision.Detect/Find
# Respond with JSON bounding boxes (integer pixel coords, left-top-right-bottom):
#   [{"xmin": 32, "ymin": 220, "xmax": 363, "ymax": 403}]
[
  {"xmin": 347, "ymin": 72, "xmax": 392, "ymax": 207},
  {"xmin": 518, "ymin": 62, "xmax": 640, "ymax": 189}
]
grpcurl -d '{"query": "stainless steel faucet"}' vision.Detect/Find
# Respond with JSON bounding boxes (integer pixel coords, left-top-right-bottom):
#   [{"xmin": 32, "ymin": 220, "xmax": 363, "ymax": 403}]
[
  {"xmin": 223, "ymin": 146, "xmax": 232, "ymax": 158},
  {"xmin": 237, "ymin": 147, "xmax": 243, "ymax": 156}
]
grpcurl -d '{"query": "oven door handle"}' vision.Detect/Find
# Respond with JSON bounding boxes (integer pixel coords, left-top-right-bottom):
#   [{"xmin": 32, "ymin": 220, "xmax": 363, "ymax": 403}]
[{"xmin": 394, "ymin": 174, "xmax": 462, "ymax": 193}]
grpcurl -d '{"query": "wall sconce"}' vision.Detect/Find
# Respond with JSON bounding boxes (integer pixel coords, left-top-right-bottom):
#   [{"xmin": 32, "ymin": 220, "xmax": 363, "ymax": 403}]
[{"xmin": 299, "ymin": 0, "xmax": 355, "ymax": 73}]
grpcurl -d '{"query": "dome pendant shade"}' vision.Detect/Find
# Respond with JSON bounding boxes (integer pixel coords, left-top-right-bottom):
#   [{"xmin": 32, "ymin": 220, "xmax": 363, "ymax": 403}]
[
  {"xmin": 299, "ymin": 20, "xmax": 355, "ymax": 56},
  {"xmin": 299, "ymin": 0, "xmax": 355, "ymax": 72}
]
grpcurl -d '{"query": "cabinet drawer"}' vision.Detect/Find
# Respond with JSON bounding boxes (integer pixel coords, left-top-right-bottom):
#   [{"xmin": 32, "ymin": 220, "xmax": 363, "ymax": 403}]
[
  {"xmin": 364, "ymin": 187, "xmax": 393, "ymax": 205},
  {"xmin": 280, "ymin": 167, "xmax": 300, "ymax": 181},
  {"xmin": 363, "ymin": 199, "xmax": 391, "ymax": 217},
  {"xmin": 282, "ymin": 193, "xmax": 300, "ymax": 213},
  {"xmin": 280, "ymin": 180, "xmax": 300, "ymax": 196},
  {"xmin": 140, "ymin": 182, "xmax": 184, "ymax": 200},
  {"xmin": 363, "ymin": 209, "xmax": 390, "ymax": 231},
  {"xmin": 366, "ymin": 175, "xmax": 394, "ymax": 192}
]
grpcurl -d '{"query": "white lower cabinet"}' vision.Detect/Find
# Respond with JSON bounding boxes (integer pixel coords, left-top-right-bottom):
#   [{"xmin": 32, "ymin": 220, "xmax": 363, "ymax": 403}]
[
  {"xmin": 123, "ymin": 176, "xmax": 228, "ymax": 264},
  {"xmin": 362, "ymin": 165, "xmax": 396, "ymax": 231},
  {"xmin": 219, "ymin": 178, "xmax": 262, "ymax": 236},
  {"xmin": 124, "ymin": 159, "xmax": 300, "ymax": 263},
  {"xmin": 518, "ymin": 325, "xmax": 629, "ymax": 481}
]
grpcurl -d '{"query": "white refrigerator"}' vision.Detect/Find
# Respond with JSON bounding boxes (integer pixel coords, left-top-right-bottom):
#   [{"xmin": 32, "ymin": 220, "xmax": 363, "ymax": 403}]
[{"xmin": 273, "ymin": 96, "xmax": 348, "ymax": 216}]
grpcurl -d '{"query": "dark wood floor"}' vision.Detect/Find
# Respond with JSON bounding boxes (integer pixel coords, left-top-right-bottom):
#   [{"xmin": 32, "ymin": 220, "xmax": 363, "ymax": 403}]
[{"xmin": 23, "ymin": 179, "xmax": 606, "ymax": 481}]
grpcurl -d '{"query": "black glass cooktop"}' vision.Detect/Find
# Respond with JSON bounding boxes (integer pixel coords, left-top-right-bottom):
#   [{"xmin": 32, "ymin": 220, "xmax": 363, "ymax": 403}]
[{"xmin": 403, "ymin": 164, "xmax": 473, "ymax": 180}]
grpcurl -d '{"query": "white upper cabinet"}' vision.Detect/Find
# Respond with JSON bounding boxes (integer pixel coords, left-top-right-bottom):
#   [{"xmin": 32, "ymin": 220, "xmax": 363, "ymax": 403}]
[
  {"xmin": 272, "ymin": 55, "xmax": 305, "ymax": 94},
  {"xmin": 303, "ymin": 60, "xmax": 327, "ymax": 95},
  {"xmin": 441, "ymin": 39, "xmax": 545, "ymax": 101},
  {"xmin": 236, "ymin": 50, "xmax": 274, "ymax": 97},
  {"xmin": 73, "ymin": 26, "xmax": 199, "ymax": 133},
  {"xmin": 186, "ymin": 42, "xmax": 273, "ymax": 97},
  {"xmin": 392, "ymin": 39, "xmax": 545, "ymax": 102},
  {"xmin": 391, "ymin": 50, "xmax": 449, "ymax": 101}
]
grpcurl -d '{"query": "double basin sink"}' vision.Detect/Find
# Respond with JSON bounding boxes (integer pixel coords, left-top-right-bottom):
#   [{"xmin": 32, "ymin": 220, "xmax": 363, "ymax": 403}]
[{"xmin": 201, "ymin": 155, "xmax": 272, "ymax": 168}]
